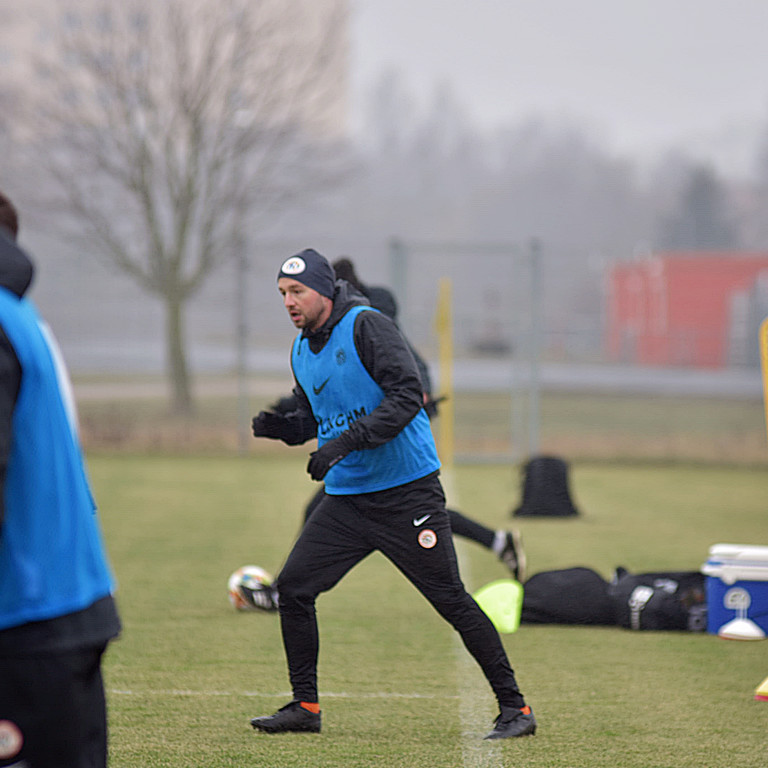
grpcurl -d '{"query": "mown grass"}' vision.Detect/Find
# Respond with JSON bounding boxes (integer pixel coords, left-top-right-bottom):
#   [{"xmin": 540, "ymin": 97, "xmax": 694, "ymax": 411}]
[
  {"xmin": 451, "ymin": 390, "xmax": 767, "ymax": 464},
  {"xmin": 75, "ymin": 377, "xmax": 768, "ymax": 465},
  {"xmin": 93, "ymin": 453, "xmax": 768, "ymax": 768}
]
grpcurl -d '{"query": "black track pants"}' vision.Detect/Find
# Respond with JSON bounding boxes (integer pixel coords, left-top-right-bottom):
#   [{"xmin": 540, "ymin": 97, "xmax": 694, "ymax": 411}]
[
  {"xmin": 276, "ymin": 479, "xmax": 525, "ymax": 709},
  {"xmin": 303, "ymin": 487, "xmax": 496, "ymax": 550}
]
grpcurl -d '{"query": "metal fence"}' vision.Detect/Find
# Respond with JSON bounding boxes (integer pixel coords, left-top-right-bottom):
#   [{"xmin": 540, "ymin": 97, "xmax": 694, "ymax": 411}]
[
  {"xmin": 383, "ymin": 238, "xmax": 542, "ymax": 463},
  {"xmin": 27, "ymin": 229, "xmax": 768, "ymax": 465}
]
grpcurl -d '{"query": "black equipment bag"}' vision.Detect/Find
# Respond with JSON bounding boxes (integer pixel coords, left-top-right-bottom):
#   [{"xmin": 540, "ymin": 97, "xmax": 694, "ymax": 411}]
[
  {"xmin": 520, "ymin": 567, "xmax": 707, "ymax": 631},
  {"xmin": 512, "ymin": 456, "xmax": 580, "ymax": 517},
  {"xmin": 521, "ymin": 567, "xmax": 614, "ymax": 625},
  {"xmin": 608, "ymin": 571, "xmax": 707, "ymax": 631}
]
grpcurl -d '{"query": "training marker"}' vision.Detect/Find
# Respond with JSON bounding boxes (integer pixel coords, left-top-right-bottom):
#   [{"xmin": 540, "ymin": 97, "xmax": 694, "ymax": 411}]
[{"xmin": 755, "ymin": 675, "xmax": 768, "ymax": 702}]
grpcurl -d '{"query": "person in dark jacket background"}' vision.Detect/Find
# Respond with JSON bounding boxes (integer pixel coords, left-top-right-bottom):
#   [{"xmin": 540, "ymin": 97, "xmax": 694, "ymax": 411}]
[
  {"xmin": 0, "ymin": 191, "xmax": 121, "ymax": 768},
  {"xmin": 249, "ymin": 248, "xmax": 535, "ymax": 740}
]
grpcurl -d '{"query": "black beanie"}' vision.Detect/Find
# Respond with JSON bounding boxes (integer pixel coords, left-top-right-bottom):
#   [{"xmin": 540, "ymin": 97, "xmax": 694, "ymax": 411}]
[{"xmin": 277, "ymin": 248, "xmax": 336, "ymax": 299}]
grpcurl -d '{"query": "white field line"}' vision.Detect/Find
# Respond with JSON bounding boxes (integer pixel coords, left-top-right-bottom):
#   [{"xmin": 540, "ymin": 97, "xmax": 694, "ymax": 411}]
[
  {"xmin": 443, "ymin": 470, "xmax": 500, "ymax": 766},
  {"xmin": 110, "ymin": 477, "xmax": 500, "ymax": 761},
  {"xmin": 109, "ymin": 689, "xmax": 459, "ymax": 699}
]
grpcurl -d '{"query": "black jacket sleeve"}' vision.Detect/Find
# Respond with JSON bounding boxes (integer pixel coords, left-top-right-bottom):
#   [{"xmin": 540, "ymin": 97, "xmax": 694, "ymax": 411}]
[
  {"xmin": 284, "ymin": 382, "xmax": 320, "ymax": 444},
  {"xmin": 259, "ymin": 384, "xmax": 318, "ymax": 445},
  {"xmin": 339, "ymin": 310, "xmax": 426, "ymax": 451}
]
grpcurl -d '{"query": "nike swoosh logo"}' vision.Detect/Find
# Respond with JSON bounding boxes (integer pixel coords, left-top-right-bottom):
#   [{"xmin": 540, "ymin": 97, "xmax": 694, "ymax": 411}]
[
  {"xmin": 412, "ymin": 514, "xmax": 431, "ymax": 526},
  {"xmin": 313, "ymin": 377, "xmax": 330, "ymax": 395}
]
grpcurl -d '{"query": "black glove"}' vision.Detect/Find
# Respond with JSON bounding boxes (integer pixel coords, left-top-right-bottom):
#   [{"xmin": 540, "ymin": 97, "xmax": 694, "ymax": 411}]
[
  {"xmin": 251, "ymin": 411, "xmax": 287, "ymax": 440},
  {"xmin": 270, "ymin": 394, "xmax": 299, "ymax": 415},
  {"xmin": 307, "ymin": 433, "xmax": 355, "ymax": 481},
  {"xmin": 423, "ymin": 395, "xmax": 447, "ymax": 420}
]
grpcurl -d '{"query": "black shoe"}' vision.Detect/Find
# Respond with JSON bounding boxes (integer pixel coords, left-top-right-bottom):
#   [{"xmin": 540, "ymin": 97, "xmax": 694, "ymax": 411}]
[
  {"xmin": 484, "ymin": 706, "xmax": 537, "ymax": 739},
  {"xmin": 250, "ymin": 700, "xmax": 321, "ymax": 733},
  {"xmin": 239, "ymin": 584, "xmax": 279, "ymax": 612},
  {"xmin": 499, "ymin": 530, "xmax": 526, "ymax": 582}
]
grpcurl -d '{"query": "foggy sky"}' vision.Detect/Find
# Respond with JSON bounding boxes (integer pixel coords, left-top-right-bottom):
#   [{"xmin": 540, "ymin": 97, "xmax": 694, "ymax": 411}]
[{"xmin": 350, "ymin": 0, "xmax": 768, "ymax": 175}]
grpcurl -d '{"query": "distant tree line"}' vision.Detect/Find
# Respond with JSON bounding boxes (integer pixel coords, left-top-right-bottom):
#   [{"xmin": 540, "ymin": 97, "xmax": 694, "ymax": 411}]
[
  {"xmin": 294, "ymin": 72, "xmax": 768, "ymax": 348},
  {"xmin": 3, "ymin": 7, "xmax": 768, "ymax": 412}
]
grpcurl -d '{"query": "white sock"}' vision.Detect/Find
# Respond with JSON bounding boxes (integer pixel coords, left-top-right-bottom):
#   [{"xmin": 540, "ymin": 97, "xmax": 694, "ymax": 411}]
[{"xmin": 492, "ymin": 530, "xmax": 507, "ymax": 556}]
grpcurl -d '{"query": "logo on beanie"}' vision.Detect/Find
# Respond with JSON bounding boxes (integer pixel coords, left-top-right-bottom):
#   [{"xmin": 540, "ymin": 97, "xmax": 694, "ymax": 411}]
[{"xmin": 281, "ymin": 257, "xmax": 306, "ymax": 275}]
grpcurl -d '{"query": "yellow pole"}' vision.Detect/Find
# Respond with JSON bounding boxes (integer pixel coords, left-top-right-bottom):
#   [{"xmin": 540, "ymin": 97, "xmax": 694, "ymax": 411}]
[
  {"xmin": 760, "ymin": 317, "xmax": 768, "ymax": 448},
  {"xmin": 434, "ymin": 277, "xmax": 455, "ymax": 470}
]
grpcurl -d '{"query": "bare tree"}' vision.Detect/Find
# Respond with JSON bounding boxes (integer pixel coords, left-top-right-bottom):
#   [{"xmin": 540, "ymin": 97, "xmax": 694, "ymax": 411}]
[{"xmin": 24, "ymin": 0, "xmax": 348, "ymax": 413}]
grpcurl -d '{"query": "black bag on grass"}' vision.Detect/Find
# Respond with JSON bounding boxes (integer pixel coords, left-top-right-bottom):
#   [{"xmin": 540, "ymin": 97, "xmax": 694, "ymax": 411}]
[
  {"xmin": 608, "ymin": 571, "xmax": 707, "ymax": 631},
  {"xmin": 520, "ymin": 567, "xmax": 707, "ymax": 631},
  {"xmin": 521, "ymin": 567, "xmax": 614, "ymax": 625},
  {"xmin": 512, "ymin": 456, "xmax": 580, "ymax": 517}
]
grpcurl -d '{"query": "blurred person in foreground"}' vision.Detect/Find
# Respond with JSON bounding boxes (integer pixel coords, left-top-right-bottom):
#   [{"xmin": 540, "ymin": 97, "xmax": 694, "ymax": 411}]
[
  {"xmin": 0, "ymin": 191, "xmax": 121, "ymax": 767},
  {"xmin": 249, "ymin": 248, "xmax": 536, "ymax": 740},
  {"xmin": 270, "ymin": 256, "xmax": 525, "ymax": 580}
]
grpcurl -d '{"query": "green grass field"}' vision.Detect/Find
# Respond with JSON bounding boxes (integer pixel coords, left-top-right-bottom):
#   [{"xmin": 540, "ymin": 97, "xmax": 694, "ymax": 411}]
[{"xmin": 93, "ymin": 452, "xmax": 768, "ymax": 767}]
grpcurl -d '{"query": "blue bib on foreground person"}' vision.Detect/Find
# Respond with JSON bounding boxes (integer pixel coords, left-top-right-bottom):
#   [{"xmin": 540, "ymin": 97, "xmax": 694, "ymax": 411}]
[
  {"xmin": 291, "ymin": 305, "xmax": 440, "ymax": 494},
  {"xmin": 0, "ymin": 288, "xmax": 115, "ymax": 631}
]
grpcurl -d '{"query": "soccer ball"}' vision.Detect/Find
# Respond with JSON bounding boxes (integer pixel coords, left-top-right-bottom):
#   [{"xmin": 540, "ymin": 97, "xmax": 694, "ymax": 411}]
[{"xmin": 227, "ymin": 565, "xmax": 277, "ymax": 612}]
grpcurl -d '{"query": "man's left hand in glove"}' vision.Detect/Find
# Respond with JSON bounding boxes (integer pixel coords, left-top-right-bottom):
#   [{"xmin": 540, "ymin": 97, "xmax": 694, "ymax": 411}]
[{"xmin": 307, "ymin": 432, "xmax": 356, "ymax": 481}]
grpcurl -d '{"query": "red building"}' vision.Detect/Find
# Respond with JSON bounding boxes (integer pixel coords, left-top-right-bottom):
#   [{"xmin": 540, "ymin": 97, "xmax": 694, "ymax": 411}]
[{"xmin": 605, "ymin": 252, "xmax": 768, "ymax": 368}]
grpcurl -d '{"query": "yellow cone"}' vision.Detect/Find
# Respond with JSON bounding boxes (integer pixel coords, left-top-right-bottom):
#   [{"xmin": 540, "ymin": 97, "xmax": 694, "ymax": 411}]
[
  {"xmin": 472, "ymin": 579, "xmax": 524, "ymax": 634},
  {"xmin": 755, "ymin": 675, "xmax": 768, "ymax": 702}
]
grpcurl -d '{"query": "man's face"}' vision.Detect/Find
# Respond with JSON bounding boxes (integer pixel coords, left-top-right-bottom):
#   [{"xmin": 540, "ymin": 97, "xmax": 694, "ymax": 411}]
[{"xmin": 278, "ymin": 277, "xmax": 331, "ymax": 331}]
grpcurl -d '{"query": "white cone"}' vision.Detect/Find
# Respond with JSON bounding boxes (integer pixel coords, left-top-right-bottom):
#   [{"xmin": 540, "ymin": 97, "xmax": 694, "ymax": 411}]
[{"xmin": 718, "ymin": 617, "xmax": 766, "ymax": 641}]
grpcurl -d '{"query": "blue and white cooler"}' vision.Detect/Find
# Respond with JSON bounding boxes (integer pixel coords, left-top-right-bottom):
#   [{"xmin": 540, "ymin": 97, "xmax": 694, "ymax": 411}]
[{"xmin": 701, "ymin": 544, "xmax": 768, "ymax": 639}]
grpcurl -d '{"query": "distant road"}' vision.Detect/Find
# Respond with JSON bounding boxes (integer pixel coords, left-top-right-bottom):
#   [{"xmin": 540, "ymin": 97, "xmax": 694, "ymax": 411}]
[
  {"xmin": 447, "ymin": 359, "xmax": 763, "ymax": 399},
  {"xmin": 69, "ymin": 342, "xmax": 763, "ymax": 401}
]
